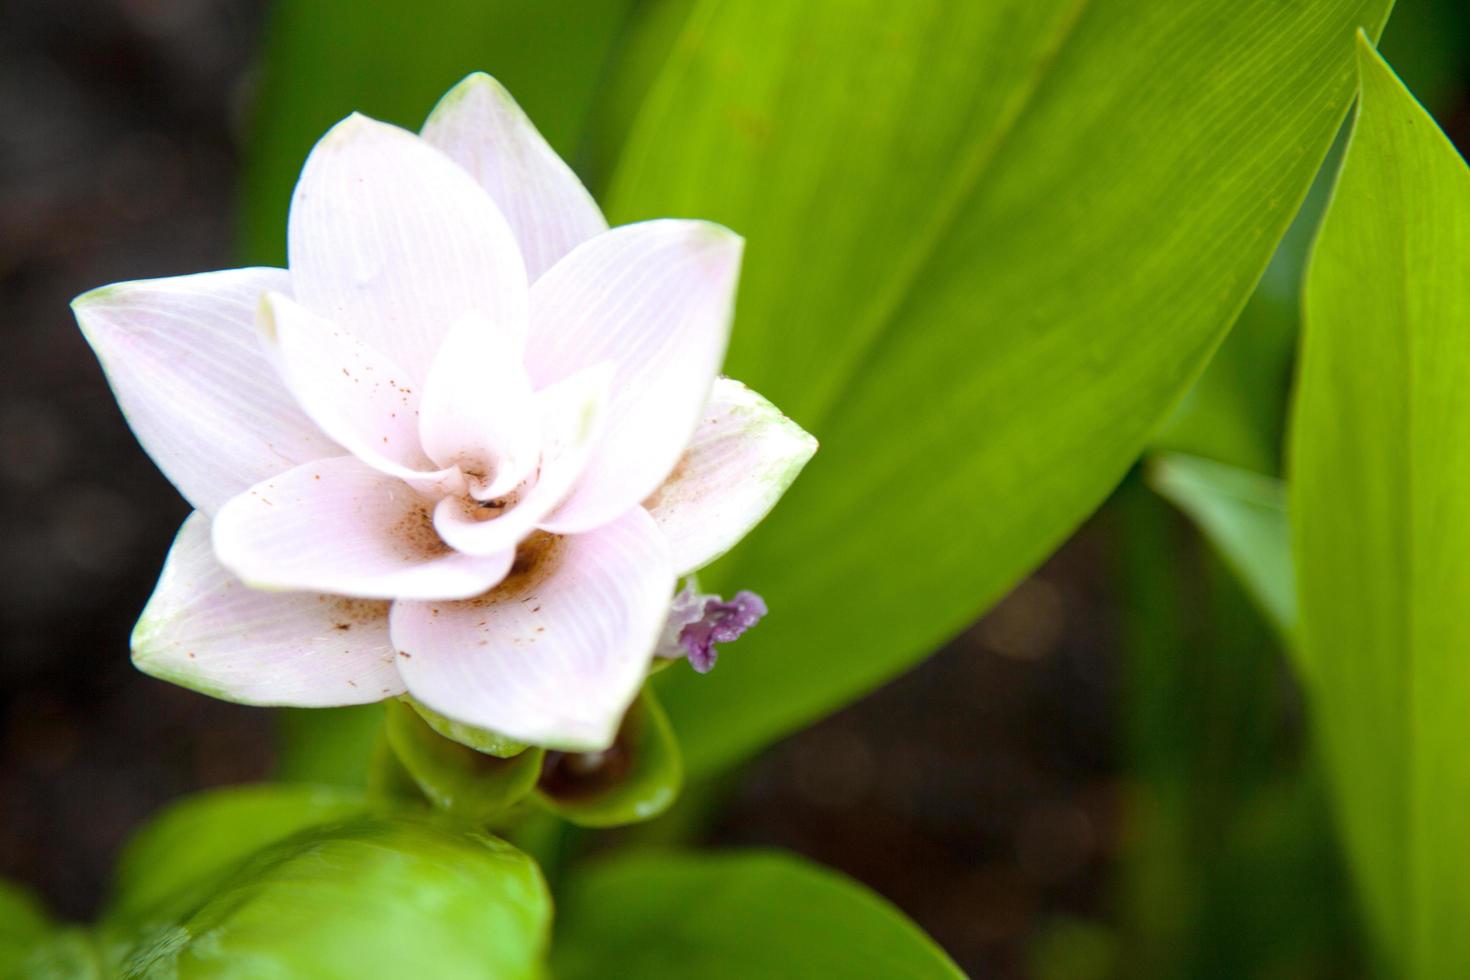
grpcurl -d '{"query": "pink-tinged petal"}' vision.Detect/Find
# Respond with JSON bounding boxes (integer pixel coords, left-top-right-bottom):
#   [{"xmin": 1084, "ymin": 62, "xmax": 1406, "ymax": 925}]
[
  {"xmin": 212, "ymin": 456, "xmax": 513, "ymax": 600},
  {"xmin": 259, "ymin": 292, "xmax": 444, "ymax": 484},
  {"xmin": 418, "ymin": 310, "xmax": 539, "ymax": 500},
  {"xmin": 644, "ymin": 377, "xmax": 818, "ymax": 575},
  {"xmin": 421, "ymin": 74, "xmax": 607, "ymax": 282},
  {"xmin": 132, "ymin": 512, "xmax": 403, "ymax": 706},
  {"xmin": 287, "ymin": 114, "xmax": 529, "ymax": 381},
  {"xmin": 392, "ymin": 507, "xmax": 674, "ymax": 751},
  {"xmin": 527, "ymin": 221, "xmax": 742, "ymax": 533},
  {"xmin": 255, "ymin": 292, "xmax": 465, "ymax": 498},
  {"xmin": 72, "ymin": 269, "xmax": 337, "ymax": 515},
  {"xmin": 432, "ymin": 363, "xmax": 611, "ymax": 556}
]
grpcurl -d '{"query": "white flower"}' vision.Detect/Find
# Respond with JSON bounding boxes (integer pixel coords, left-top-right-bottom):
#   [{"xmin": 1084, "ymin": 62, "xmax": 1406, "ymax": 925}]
[{"xmin": 73, "ymin": 74, "xmax": 816, "ymax": 751}]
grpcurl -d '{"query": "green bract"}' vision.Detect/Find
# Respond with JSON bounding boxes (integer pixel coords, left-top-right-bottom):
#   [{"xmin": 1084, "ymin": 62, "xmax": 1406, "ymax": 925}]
[
  {"xmin": 405, "ymin": 696, "xmax": 529, "ymax": 759},
  {"xmin": 384, "ymin": 700, "xmax": 545, "ymax": 823},
  {"xmin": 532, "ymin": 689, "xmax": 683, "ymax": 828}
]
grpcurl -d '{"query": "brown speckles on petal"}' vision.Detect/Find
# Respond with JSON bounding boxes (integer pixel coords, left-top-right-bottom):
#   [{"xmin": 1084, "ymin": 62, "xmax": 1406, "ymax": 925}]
[
  {"xmin": 642, "ymin": 454, "xmax": 691, "ymax": 512},
  {"xmin": 467, "ymin": 531, "xmax": 565, "ymax": 609},
  {"xmin": 325, "ymin": 596, "xmax": 391, "ymax": 629},
  {"xmin": 391, "ymin": 502, "xmax": 452, "ymax": 560}
]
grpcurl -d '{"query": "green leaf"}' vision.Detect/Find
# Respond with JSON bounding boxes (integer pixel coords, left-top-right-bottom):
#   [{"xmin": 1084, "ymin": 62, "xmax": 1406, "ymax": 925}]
[
  {"xmin": 385, "ymin": 700, "xmax": 545, "ymax": 822},
  {"xmin": 105, "ymin": 784, "xmax": 375, "ymax": 930},
  {"xmin": 1291, "ymin": 36, "xmax": 1470, "ymax": 976},
  {"xmin": 533, "ymin": 689, "xmax": 683, "ymax": 828},
  {"xmin": 610, "ymin": 0, "xmax": 1393, "ymax": 774},
  {"xmin": 1150, "ymin": 0, "xmax": 1470, "ymax": 477},
  {"xmin": 0, "ymin": 880, "xmax": 60, "ymax": 979},
  {"xmin": 240, "ymin": 0, "xmax": 635, "ymax": 264},
  {"xmin": 578, "ymin": 0, "xmax": 699, "ymax": 196},
  {"xmin": 1147, "ymin": 453, "xmax": 1296, "ymax": 640},
  {"xmin": 106, "ymin": 808, "xmax": 549, "ymax": 979},
  {"xmin": 1150, "ymin": 289, "xmax": 1298, "ymax": 475},
  {"xmin": 551, "ymin": 850, "xmax": 962, "ymax": 979},
  {"xmin": 9, "ymin": 931, "xmax": 105, "ymax": 980}
]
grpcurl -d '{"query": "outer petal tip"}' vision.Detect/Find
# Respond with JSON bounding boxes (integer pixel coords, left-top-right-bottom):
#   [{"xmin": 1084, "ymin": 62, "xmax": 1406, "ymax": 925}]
[
  {"xmin": 421, "ymin": 73, "xmax": 605, "ymax": 282},
  {"xmin": 434, "ymin": 70, "xmax": 511, "ymax": 111},
  {"xmin": 643, "ymin": 378, "xmax": 817, "ymax": 575},
  {"xmin": 130, "ymin": 513, "xmax": 403, "ymax": 706},
  {"xmin": 70, "ymin": 283, "xmax": 121, "ymax": 314},
  {"xmin": 689, "ymin": 218, "xmax": 744, "ymax": 249},
  {"xmin": 794, "ymin": 425, "xmax": 819, "ymax": 459},
  {"xmin": 673, "ymin": 219, "xmax": 745, "ymax": 277},
  {"xmin": 128, "ymin": 615, "xmax": 163, "ymax": 669},
  {"xmin": 321, "ymin": 111, "xmax": 377, "ymax": 146}
]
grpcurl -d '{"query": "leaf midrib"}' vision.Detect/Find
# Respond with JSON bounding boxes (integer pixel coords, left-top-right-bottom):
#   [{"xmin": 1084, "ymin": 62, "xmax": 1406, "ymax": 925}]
[{"xmin": 800, "ymin": 0, "xmax": 1098, "ymax": 433}]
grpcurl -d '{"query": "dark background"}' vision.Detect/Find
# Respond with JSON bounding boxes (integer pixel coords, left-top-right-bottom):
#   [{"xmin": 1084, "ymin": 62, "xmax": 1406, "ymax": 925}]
[{"xmin": 1, "ymin": 3, "xmax": 1466, "ymax": 978}]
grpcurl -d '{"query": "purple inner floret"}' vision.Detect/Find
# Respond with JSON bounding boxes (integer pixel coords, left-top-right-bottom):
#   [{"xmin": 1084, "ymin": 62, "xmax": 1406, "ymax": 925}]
[{"xmin": 678, "ymin": 591, "xmax": 767, "ymax": 673}]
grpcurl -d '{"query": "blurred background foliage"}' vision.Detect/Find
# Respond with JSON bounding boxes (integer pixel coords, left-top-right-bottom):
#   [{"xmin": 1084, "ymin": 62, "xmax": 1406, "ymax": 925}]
[{"xmin": 2, "ymin": 0, "xmax": 1469, "ymax": 977}]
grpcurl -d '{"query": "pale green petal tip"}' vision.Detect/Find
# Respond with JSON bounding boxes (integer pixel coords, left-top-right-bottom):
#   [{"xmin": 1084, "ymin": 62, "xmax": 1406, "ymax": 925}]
[
  {"xmin": 319, "ymin": 111, "xmax": 383, "ymax": 150},
  {"xmin": 748, "ymin": 389, "xmax": 819, "ymax": 468},
  {"xmin": 762, "ymin": 414, "xmax": 818, "ymax": 492},
  {"xmin": 128, "ymin": 618, "xmax": 179, "ymax": 683},
  {"xmin": 791, "ymin": 419, "xmax": 820, "ymax": 461},
  {"xmin": 454, "ymin": 71, "xmax": 512, "ymax": 103},
  {"xmin": 426, "ymin": 71, "xmax": 516, "ymax": 124},
  {"xmin": 70, "ymin": 282, "xmax": 126, "ymax": 313},
  {"xmin": 129, "ymin": 639, "xmax": 228, "ymax": 703},
  {"xmin": 130, "ymin": 610, "xmax": 233, "ymax": 702},
  {"xmin": 692, "ymin": 219, "xmax": 745, "ymax": 252}
]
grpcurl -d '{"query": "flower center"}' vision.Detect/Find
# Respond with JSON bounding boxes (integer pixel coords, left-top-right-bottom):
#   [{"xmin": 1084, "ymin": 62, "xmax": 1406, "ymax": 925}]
[{"xmin": 468, "ymin": 491, "xmax": 517, "ymax": 523}]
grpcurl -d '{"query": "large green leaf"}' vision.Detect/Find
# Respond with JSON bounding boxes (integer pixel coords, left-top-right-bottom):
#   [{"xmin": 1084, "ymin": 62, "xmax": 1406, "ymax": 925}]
[
  {"xmin": 102, "ymin": 794, "xmax": 549, "ymax": 978},
  {"xmin": 551, "ymin": 850, "xmax": 962, "ymax": 979},
  {"xmin": 610, "ymin": 0, "xmax": 1393, "ymax": 773},
  {"xmin": 1149, "ymin": 0, "xmax": 1470, "ymax": 477},
  {"xmin": 1291, "ymin": 37, "xmax": 1470, "ymax": 976},
  {"xmin": 578, "ymin": 0, "xmax": 699, "ymax": 195},
  {"xmin": 240, "ymin": 0, "xmax": 634, "ymax": 264}
]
